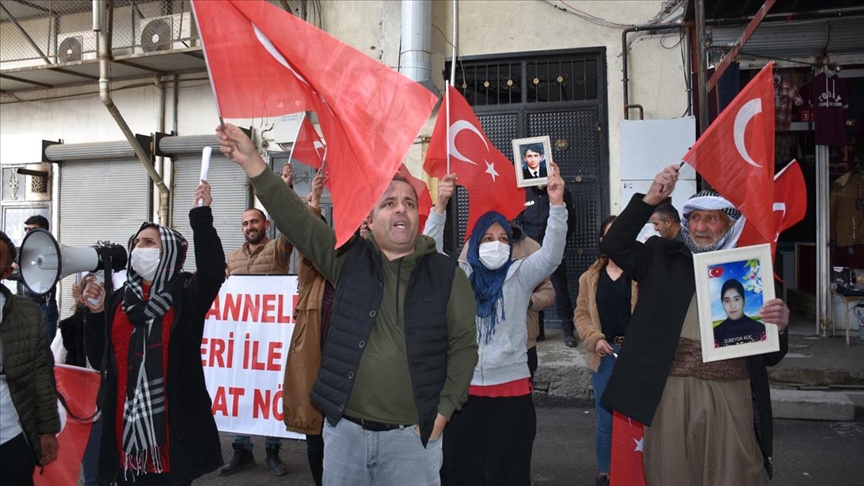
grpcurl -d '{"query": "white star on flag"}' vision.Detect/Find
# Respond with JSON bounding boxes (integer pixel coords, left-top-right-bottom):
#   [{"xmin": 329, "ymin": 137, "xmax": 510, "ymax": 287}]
[
  {"xmin": 485, "ymin": 161, "xmax": 499, "ymax": 182},
  {"xmin": 634, "ymin": 436, "xmax": 644, "ymax": 453}
]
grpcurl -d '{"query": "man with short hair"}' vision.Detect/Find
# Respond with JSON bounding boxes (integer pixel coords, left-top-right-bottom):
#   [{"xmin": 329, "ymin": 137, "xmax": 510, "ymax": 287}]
[
  {"xmin": 650, "ymin": 203, "xmax": 682, "ymax": 239},
  {"xmin": 219, "ymin": 167, "xmax": 295, "ymax": 477},
  {"xmin": 521, "ymin": 143, "xmax": 548, "ymax": 179},
  {"xmin": 14, "ymin": 215, "xmax": 59, "ymax": 343},
  {"xmin": 600, "ymin": 164, "xmax": 790, "ymax": 486},
  {"xmin": 218, "ymin": 123, "xmax": 478, "ymax": 486},
  {"xmin": 0, "ymin": 230, "xmax": 60, "ymax": 485}
]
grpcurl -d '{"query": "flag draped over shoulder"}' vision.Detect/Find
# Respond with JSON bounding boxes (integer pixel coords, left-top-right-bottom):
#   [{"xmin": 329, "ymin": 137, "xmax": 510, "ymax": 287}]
[
  {"xmin": 683, "ymin": 62, "xmax": 776, "ymax": 245},
  {"xmin": 34, "ymin": 365, "xmax": 101, "ymax": 486},
  {"xmin": 191, "ymin": 0, "xmax": 438, "ymax": 246},
  {"xmin": 424, "ymin": 85, "xmax": 525, "ymax": 238},
  {"xmin": 738, "ymin": 159, "xmax": 807, "ymax": 259}
]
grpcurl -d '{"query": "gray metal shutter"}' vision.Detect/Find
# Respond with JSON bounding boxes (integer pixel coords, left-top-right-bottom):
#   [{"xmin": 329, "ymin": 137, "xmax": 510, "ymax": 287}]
[
  {"xmin": 57, "ymin": 159, "xmax": 150, "ymax": 317},
  {"xmin": 171, "ymin": 154, "xmax": 249, "ymax": 272}
]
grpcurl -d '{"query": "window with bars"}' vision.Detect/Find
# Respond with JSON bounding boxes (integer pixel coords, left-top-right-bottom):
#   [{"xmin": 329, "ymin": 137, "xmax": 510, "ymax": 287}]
[{"xmin": 448, "ymin": 53, "xmax": 600, "ymax": 107}]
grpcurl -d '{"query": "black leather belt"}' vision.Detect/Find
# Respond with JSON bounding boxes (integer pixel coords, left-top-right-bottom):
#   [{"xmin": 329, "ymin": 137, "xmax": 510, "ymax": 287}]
[
  {"xmin": 611, "ymin": 336, "xmax": 625, "ymax": 346},
  {"xmin": 343, "ymin": 415, "xmax": 408, "ymax": 432}
]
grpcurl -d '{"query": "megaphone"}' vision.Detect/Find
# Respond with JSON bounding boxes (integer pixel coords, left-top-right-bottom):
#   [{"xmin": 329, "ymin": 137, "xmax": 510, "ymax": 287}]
[{"xmin": 19, "ymin": 228, "xmax": 127, "ymax": 296}]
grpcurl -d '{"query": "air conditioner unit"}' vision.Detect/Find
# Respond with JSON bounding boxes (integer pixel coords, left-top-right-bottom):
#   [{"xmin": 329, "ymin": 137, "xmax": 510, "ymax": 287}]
[
  {"xmin": 56, "ymin": 31, "xmax": 97, "ymax": 63},
  {"xmin": 137, "ymin": 12, "xmax": 197, "ymax": 54}
]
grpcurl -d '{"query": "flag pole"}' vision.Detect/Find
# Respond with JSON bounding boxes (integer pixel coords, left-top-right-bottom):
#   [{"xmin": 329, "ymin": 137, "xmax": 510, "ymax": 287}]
[
  {"xmin": 189, "ymin": 0, "xmax": 225, "ymax": 132},
  {"xmin": 446, "ymin": 81, "xmax": 451, "ymax": 174},
  {"xmin": 450, "ymin": 0, "xmax": 457, "ymax": 86}
]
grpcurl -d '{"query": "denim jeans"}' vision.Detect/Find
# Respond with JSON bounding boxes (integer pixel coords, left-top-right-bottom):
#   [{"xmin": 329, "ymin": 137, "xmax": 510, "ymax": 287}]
[
  {"xmin": 37, "ymin": 300, "xmax": 59, "ymax": 344},
  {"xmin": 81, "ymin": 419, "xmax": 103, "ymax": 486},
  {"xmin": 233, "ymin": 435, "xmax": 282, "ymax": 450},
  {"xmin": 592, "ymin": 343, "xmax": 619, "ymax": 474},
  {"xmin": 322, "ymin": 418, "xmax": 442, "ymax": 486}
]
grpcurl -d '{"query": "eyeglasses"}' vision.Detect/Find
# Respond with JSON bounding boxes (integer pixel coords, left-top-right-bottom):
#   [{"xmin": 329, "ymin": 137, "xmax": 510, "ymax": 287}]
[{"xmin": 24, "ymin": 226, "xmax": 38, "ymax": 233}]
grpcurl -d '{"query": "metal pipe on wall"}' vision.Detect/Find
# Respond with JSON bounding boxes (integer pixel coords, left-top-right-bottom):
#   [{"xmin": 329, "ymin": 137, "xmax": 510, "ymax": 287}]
[
  {"xmin": 94, "ymin": 0, "xmax": 170, "ymax": 226},
  {"xmin": 816, "ymin": 145, "xmax": 831, "ymax": 336},
  {"xmin": 621, "ymin": 23, "xmax": 686, "ymax": 120},
  {"xmin": 400, "ymin": 0, "xmax": 432, "ymax": 86}
]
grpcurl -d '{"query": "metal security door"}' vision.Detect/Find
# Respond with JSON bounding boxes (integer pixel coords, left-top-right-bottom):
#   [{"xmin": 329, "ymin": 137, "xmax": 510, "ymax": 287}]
[{"xmin": 447, "ymin": 48, "xmax": 609, "ymax": 321}]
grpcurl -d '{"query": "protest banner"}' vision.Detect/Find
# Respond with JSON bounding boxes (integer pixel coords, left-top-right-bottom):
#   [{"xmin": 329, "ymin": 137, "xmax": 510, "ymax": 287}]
[{"xmin": 202, "ymin": 275, "xmax": 303, "ymax": 439}]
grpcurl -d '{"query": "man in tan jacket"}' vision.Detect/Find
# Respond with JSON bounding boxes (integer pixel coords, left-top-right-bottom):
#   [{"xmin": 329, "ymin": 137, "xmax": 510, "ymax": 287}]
[{"xmin": 220, "ymin": 164, "xmax": 295, "ymax": 477}]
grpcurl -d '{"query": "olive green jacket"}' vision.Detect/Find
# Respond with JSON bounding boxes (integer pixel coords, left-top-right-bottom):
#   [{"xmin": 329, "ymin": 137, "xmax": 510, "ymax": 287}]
[{"xmin": 1, "ymin": 284, "xmax": 60, "ymax": 463}]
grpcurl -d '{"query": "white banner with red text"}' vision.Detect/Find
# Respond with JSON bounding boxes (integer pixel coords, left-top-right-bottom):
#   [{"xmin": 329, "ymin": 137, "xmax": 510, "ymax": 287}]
[{"xmin": 202, "ymin": 275, "xmax": 303, "ymax": 439}]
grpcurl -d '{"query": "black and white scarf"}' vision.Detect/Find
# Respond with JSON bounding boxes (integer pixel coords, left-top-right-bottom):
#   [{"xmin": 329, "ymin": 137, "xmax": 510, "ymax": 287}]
[{"xmin": 121, "ymin": 223, "xmax": 187, "ymax": 475}]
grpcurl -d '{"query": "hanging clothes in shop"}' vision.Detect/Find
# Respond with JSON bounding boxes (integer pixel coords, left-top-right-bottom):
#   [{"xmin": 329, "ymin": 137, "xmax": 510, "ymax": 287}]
[
  {"xmin": 802, "ymin": 72, "xmax": 849, "ymax": 147},
  {"xmin": 774, "ymin": 75, "xmax": 804, "ymax": 132},
  {"xmin": 831, "ymin": 170, "xmax": 864, "ymax": 247}
]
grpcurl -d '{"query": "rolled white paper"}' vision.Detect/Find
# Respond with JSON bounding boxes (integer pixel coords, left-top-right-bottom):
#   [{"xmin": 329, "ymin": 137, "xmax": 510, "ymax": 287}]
[{"xmin": 198, "ymin": 146, "xmax": 211, "ymax": 207}]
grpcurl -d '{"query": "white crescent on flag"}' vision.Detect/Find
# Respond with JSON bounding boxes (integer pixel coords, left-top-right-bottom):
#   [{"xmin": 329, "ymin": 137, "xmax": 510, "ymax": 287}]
[
  {"xmin": 449, "ymin": 120, "xmax": 484, "ymax": 166},
  {"xmin": 733, "ymin": 98, "xmax": 763, "ymax": 168}
]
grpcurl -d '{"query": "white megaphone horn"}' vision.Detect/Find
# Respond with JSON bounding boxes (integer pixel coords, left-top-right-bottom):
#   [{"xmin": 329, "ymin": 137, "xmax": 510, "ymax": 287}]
[{"xmin": 18, "ymin": 229, "xmax": 127, "ymax": 296}]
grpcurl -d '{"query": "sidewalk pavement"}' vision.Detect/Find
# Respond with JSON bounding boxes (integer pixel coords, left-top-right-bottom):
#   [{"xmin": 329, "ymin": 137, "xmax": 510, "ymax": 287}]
[{"xmin": 534, "ymin": 325, "xmax": 864, "ymax": 420}]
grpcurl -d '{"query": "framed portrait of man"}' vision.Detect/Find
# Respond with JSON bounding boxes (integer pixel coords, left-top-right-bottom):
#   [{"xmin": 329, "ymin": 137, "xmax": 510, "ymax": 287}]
[
  {"xmin": 693, "ymin": 244, "xmax": 780, "ymax": 362},
  {"xmin": 511, "ymin": 136, "xmax": 552, "ymax": 188}
]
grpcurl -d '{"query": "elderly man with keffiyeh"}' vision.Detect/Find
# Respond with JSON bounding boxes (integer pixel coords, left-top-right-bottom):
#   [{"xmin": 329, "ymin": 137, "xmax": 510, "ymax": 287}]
[
  {"xmin": 83, "ymin": 181, "xmax": 226, "ymax": 486},
  {"xmin": 599, "ymin": 164, "xmax": 790, "ymax": 486}
]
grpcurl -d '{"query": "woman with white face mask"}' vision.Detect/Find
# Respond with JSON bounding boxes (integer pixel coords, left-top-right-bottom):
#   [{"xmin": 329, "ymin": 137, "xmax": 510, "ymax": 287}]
[
  {"xmin": 81, "ymin": 182, "xmax": 227, "ymax": 486},
  {"xmin": 426, "ymin": 165, "xmax": 569, "ymax": 486}
]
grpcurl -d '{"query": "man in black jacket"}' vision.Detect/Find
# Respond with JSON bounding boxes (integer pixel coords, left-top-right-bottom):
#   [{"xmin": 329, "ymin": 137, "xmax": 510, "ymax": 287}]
[
  {"xmin": 600, "ymin": 164, "xmax": 790, "ymax": 486},
  {"xmin": 514, "ymin": 185, "xmax": 578, "ymax": 347}
]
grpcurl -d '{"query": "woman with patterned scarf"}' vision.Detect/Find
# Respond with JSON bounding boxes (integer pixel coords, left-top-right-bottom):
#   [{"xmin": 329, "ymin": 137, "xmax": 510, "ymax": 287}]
[
  {"xmin": 83, "ymin": 182, "xmax": 226, "ymax": 486},
  {"xmin": 439, "ymin": 163, "xmax": 569, "ymax": 486}
]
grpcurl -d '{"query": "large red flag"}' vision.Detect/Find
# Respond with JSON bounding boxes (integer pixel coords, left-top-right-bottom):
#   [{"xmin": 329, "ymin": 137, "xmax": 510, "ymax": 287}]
[
  {"xmin": 424, "ymin": 85, "xmax": 525, "ymax": 238},
  {"xmin": 738, "ymin": 159, "xmax": 807, "ymax": 259},
  {"xmin": 191, "ymin": 0, "xmax": 438, "ymax": 246},
  {"xmin": 610, "ymin": 411, "xmax": 647, "ymax": 486},
  {"xmin": 34, "ymin": 365, "xmax": 100, "ymax": 486},
  {"xmin": 683, "ymin": 63, "xmax": 775, "ymax": 244}
]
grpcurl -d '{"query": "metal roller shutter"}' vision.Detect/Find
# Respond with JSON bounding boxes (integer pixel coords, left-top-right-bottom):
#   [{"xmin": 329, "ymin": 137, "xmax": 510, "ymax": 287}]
[
  {"xmin": 57, "ymin": 159, "xmax": 150, "ymax": 317},
  {"xmin": 171, "ymin": 154, "xmax": 249, "ymax": 272}
]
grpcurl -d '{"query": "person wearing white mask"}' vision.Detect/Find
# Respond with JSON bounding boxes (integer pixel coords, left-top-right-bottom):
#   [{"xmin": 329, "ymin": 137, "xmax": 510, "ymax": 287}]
[
  {"xmin": 82, "ymin": 181, "xmax": 226, "ymax": 486},
  {"xmin": 427, "ymin": 163, "xmax": 568, "ymax": 486}
]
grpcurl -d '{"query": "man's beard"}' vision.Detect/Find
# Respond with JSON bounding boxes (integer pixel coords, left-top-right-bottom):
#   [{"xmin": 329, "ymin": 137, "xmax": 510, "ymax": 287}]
[
  {"xmin": 245, "ymin": 231, "xmax": 266, "ymax": 245},
  {"xmin": 679, "ymin": 225, "xmax": 733, "ymax": 254}
]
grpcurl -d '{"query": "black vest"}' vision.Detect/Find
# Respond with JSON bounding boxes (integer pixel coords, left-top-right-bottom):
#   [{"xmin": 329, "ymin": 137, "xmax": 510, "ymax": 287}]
[{"xmin": 310, "ymin": 240, "xmax": 455, "ymax": 446}]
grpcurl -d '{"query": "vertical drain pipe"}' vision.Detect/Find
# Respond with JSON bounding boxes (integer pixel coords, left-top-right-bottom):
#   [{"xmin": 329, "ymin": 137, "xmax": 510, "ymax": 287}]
[{"xmin": 95, "ymin": 0, "xmax": 170, "ymax": 225}]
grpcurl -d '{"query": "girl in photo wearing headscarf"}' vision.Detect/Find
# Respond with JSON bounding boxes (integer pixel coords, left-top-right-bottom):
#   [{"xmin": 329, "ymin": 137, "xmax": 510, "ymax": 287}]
[
  {"xmin": 439, "ymin": 163, "xmax": 568, "ymax": 486},
  {"xmin": 83, "ymin": 182, "xmax": 226, "ymax": 486}
]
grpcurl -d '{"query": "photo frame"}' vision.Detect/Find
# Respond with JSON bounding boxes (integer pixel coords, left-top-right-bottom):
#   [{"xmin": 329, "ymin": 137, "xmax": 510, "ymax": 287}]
[
  {"xmin": 512, "ymin": 136, "xmax": 552, "ymax": 188},
  {"xmin": 693, "ymin": 244, "xmax": 779, "ymax": 363}
]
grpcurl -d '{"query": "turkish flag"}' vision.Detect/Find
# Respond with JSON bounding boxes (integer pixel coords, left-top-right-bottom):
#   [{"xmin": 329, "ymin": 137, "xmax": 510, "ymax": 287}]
[
  {"xmin": 290, "ymin": 114, "xmax": 326, "ymax": 170},
  {"xmin": 191, "ymin": 0, "xmax": 438, "ymax": 246},
  {"xmin": 683, "ymin": 62, "xmax": 775, "ymax": 244},
  {"xmin": 424, "ymin": 85, "xmax": 525, "ymax": 238},
  {"xmin": 34, "ymin": 365, "xmax": 100, "ymax": 486},
  {"xmin": 610, "ymin": 411, "xmax": 647, "ymax": 486},
  {"xmin": 738, "ymin": 159, "xmax": 807, "ymax": 260},
  {"xmin": 395, "ymin": 164, "xmax": 433, "ymax": 233}
]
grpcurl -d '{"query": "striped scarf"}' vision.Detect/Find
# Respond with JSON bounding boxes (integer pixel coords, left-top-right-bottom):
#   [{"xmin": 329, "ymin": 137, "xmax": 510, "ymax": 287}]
[{"xmin": 120, "ymin": 223, "xmax": 187, "ymax": 475}]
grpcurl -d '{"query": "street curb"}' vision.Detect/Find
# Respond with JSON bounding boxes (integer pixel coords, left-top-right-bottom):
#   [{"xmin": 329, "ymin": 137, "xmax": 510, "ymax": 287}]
[{"xmin": 771, "ymin": 389, "xmax": 856, "ymax": 421}]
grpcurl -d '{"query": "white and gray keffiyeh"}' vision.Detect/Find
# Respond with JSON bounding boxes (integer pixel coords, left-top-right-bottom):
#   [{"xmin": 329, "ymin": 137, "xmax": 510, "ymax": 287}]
[
  {"xmin": 121, "ymin": 223, "xmax": 187, "ymax": 475},
  {"xmin": 680, "ymin": 190, "xmax": 746, "ymax": 253}
]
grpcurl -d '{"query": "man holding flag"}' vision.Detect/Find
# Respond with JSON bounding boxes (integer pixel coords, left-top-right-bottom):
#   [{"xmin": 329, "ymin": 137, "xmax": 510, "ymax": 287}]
[
  {"xmin": 600, "ymin": 165, "xmax": 791, "ymax": 486},
  {"xmin": 218, "ymin": 123, "xmax": 478, "ymax": 486}
]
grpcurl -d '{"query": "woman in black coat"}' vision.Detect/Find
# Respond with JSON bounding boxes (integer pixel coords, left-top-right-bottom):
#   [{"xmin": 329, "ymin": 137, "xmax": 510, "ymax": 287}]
[{"xmin": 84, "ymin": 182, "xmax": 225, "ymax": 485}]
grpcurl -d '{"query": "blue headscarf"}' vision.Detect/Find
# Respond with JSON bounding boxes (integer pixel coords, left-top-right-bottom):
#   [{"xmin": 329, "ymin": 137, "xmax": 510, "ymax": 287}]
[{"xmin": 467, "ymin": 211, "xmax": 514, "ymax": 344}]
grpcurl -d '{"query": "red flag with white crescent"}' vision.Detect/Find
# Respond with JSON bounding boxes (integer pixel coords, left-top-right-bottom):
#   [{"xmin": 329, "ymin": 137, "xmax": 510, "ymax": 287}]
[
  {"xmin": 610, "ymin": 410, "xmax": 647, "ymax": 486},
  {"xmin": 738, "ymin": 159, "xmax": 807, "ymax": 261},
  {"xmin": 683, "ymin": 62, "xmax": 775, "ymax": 245},
  {"xmin": 424, "ymin": 85, "xmax": 525, "ymax": 238},
  {"xmin": 191, "ymin": 0, "xmax": 438, "ymax": 247},
  {"xmin": 34, "ymin": 365, "xmax": 100, "ymax": 486}
]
